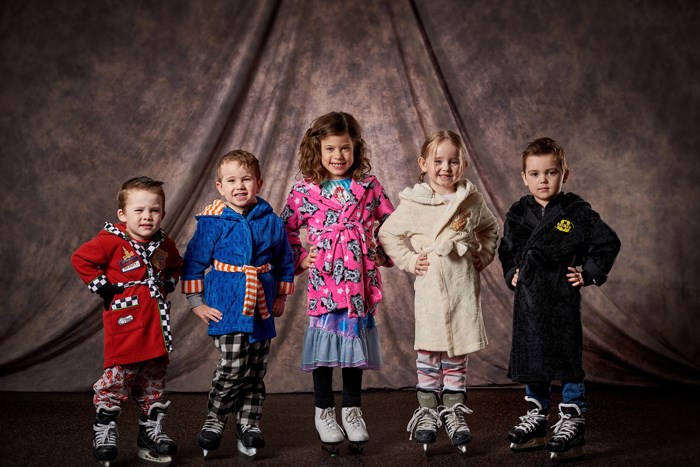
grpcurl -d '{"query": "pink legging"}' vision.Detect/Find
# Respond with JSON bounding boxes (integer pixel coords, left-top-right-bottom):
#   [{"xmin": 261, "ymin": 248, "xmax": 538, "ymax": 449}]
[
  {"xmin": 93, "ymin": 357, "xmax": 168, "ymax": 415},
  {"xmin": 416, "ymin": 350, "xmax": 468, "ymax": 393}
]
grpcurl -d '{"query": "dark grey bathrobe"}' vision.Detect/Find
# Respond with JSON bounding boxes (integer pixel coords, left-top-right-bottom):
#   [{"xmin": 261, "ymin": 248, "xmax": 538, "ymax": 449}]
[{"xmin": 498, "ymin": 192, "xmax": 621, "ymax": 383}]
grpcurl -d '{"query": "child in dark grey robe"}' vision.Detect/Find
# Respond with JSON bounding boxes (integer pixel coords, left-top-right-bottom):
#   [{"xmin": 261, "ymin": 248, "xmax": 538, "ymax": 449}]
[{"xmin": 498, "ymin": 137, "xmax": 620, "ymax": 461}]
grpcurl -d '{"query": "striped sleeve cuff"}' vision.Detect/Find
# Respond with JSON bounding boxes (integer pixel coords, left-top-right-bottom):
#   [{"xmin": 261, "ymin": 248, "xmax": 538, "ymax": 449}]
[
  {"xmin": 277, "ymin": 281, "xmax": 294, "ymax": 295},
  {"xmin": 87, "ymin": 275, "xmax": 108, "ymax": 293},
  {"xmin": 181, "ymin": 279, "xmax": 204, "ymax": 294}
]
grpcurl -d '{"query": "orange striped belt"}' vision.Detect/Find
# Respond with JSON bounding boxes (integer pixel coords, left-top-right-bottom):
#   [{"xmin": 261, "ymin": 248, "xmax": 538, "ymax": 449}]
[{"xmin": 214, "ymin": 260, "xmax": 271, "ymax": 319}]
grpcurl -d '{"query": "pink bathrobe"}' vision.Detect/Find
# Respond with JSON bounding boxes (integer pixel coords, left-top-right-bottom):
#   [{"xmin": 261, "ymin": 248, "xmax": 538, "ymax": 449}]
[{"xmin": 281, "ymin": 175, "xmax": 394, "ymax": 318}]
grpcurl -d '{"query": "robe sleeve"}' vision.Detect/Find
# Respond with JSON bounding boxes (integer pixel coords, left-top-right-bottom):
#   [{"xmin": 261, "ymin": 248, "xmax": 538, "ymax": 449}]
[
  {"xmin": 282, "ymin": 185, "xmax": 309, "ymax": 275},
  {"xmin": 370, "ymin": 182, "xmax": 395, "ymax": 268},
  {"xmin": 180, "ymin": 217, "xmax": 219, "ymax": 294},
  {"xmin": 377, "ymin": 201, "xmax": 419, "ymax": 273},
  {"xmin": 580, "ymin": 207, "xmax": 621, "ymax": 286},
  {"xmin": 472, "ymin": 199, "xmax": 499, "ymax": 270},
  {"xmin": 497, "ymin": 206, "xmax": 521, "ymax": 291}
]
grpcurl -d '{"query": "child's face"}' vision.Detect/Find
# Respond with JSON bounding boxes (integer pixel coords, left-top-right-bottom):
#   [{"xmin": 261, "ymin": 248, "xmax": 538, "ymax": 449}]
[
  {"xmin": 320, "ymin": 133, "xmax": 354, "ymax": 180},
  {"xmin": 117, "ymin": 189, "xmax": 164, "ymax": 242},
  {"xmin": 521, "ymin": 153, "xmax": 569, "ymax": 207},
  {"xmin": 216, "ymin": 160, "xmax": 263, "ymax": 214},
  {"xmin": 418, "ymin": 140, "xmax": 465, "ymax": 195}
]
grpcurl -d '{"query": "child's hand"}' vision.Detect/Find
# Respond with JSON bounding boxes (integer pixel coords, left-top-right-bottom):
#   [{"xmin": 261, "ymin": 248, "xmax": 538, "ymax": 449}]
[
  {"xmin": 566, "ymin": 267, "xmax": 584, "ymax": 288},
  {"xmin": 414, "ymin": 253, "xmax": 430, "ymax": 276},
  {"xmin": 301, "ymin": 246, "xmax": 319, "ymax": 270},
  {"xmin": 369, "ymin": 248, "xmax": 386, "ymax": 266},
  {"xmin": 96, "ymin": 283, "xmax": 125, "ymax": 310},
  {"xmin": 471, "ymin": 252, "xmax": 484, "ymax": 272},
  {"xmin": 511, "ymin": 268, "xmax": 519, "ymax": 287},
  {"xmin": 192, "ymin": 304, "xmax": 223, "ymax": 325},
  {"xmin": 272, "ymin": 296, "xmax": 287, "ymax": 317}
]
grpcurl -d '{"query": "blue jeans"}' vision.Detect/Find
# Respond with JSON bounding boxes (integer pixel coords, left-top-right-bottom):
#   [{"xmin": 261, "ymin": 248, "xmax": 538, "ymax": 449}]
[{"xmin": 525, "ymin": 379, "xmax": 586, "ymax": 413}]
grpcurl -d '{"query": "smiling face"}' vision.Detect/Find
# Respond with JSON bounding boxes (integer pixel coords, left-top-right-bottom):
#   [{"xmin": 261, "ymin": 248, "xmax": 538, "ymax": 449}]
[
  {"xmin": 521, "ymin": 153, "xmax": 569, "ymax": 207},
  {"xmin": 117, "ymin": 189, "xmax": 164, "ymax": 241},
  {"xmin": 216, "ymin": 160, "xmax": 263, "ymax": 213},
  {"xmin": 418, "ymin": 140, "xmax": 466, "ymax": 195},
  {"xmin": 320, "ymin": 132, "xmax": 354, "ymax": 180}
]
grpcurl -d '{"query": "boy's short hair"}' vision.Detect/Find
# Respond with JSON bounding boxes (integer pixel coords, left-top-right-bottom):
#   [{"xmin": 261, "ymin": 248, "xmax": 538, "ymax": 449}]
[
  {"xmin": 216, "ymin": 150, "xmax": 262, "ymax": 181},
  {"xmin": 522, "ymin": 137, "xmax": 568, "ymax": 173},
  {"xmin": 118, "ymin": 176, "xmax": 165, "ymax": 211}
]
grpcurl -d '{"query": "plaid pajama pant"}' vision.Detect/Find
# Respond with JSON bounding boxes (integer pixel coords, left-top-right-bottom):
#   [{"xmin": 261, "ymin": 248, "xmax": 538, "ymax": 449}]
[
  {"xmin": 416, "ymin": 350, "xmax": 468, "ymax": 393},
  {"xmin": 208, "ymin": 333, "xmax": 270, "ymax": 426},
  {"xmin": 93, "ymin": 356, "xmax": 168, "ymax": 415}
]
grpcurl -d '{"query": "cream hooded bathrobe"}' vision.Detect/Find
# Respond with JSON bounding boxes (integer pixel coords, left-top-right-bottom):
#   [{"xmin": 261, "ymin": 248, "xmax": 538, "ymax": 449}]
[{"xmin": 378, "ymin": 180, "xmax": 499, "ymax": 356}]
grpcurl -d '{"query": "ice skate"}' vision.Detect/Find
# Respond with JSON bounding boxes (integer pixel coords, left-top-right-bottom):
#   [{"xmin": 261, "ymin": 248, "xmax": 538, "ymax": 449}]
[
  {"xmin": 136, "ymin": 401, "xmax": 176, "ymax": 466},
  {"xmin": 198, "ymin": 416, "xmax": 226, "ymax": 458},
  {"xmin": 547, "ymin": 403, "xmax": 585, "ymax": 461},
  {"xmin": 439, "ymin": 392, "xmax": 473, "ymax": 454},
  {"xmin": 508, "ymin": 396, "xmax": 548, "ymax": 451},
  {"xmin": 93, "ymin": 405, "xmax": 121, "ymax": 466},
  {"xmin": 406, "ymin": 391, "xmax": 441, "ymax": 454},
  {"xmin": 236, "ymin": 424, "xmax": 264, "ymax": 457},
  {"xmin": 341, "ymin": 407, "xmax": 368, "ymax": 453},
  {"xmin": 315, "ymin": 407, "xmax": 345, "ymax": 455}
]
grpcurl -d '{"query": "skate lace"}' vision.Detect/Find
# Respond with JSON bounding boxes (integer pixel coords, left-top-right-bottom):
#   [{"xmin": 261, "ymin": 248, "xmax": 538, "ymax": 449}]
[
  {"xmin": 94, "ymin": 421, "xmax": 118, "ymax": 447},
  {"xmin": 141, "ymin": 412, "xmax": 173, "ymax": 443},
  {"xmin": 320, "ymin": 407, "xmax": 346, "ymax": 436},
  {"xmin": 438, "ymin": 403, "xmax": 473, "ymax": 437},
  {"xmin": 202, "ymin": 417, "xmax": 226, "ymax": 435},
  {"xmin": 551, "ymin": 414, "xmax": 585, "ymax": 441},
  {"xmin": 239, "ymin": 424, "xmax": 262, "ymax": 436},
  {"xmin": 406, "ymin": 407, "xmax": 441, "ymax": 440},
  {"xmin": 343, "ymin": 407, "xmax": 366, "ymax": 432},
  {"xmin": 514, "ymin": 409, "xmax": 547, "ymax": 433}
]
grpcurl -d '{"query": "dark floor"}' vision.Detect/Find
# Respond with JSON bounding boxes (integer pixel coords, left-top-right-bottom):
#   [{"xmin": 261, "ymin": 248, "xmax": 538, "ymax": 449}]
[{"xmin": 1, "ymin": 385, "xmax": 699, "ymax": 466}]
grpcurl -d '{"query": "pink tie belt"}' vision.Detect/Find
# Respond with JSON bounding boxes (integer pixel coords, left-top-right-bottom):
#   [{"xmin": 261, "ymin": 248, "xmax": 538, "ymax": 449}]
[{"xmin": 213, "ymin": 260, "xmax": 271, "ymax": 319}]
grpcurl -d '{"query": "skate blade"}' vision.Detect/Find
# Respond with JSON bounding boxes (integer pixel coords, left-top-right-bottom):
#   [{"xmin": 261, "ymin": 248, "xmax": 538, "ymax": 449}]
[
  {"xmin": 237, "ymin": 440, "xmax": 257, "ymax": 457},
  {"xmin": 550, "ymin": 445, "xmax": 584, "ymax": 461},
  {"xmin": 137, "ymin": 448, "xmax": 172, "ymax": 466},
  {"xmin": 321, "ymin": 443, "xmax": 341, "ymax": 456},
  {"xmin": 348, "ymin": 441, "xmax": 366, "ymax": 453},
  {"xmin": 510, "ymin": 437, "xmax": 546, "ymax": 451}
]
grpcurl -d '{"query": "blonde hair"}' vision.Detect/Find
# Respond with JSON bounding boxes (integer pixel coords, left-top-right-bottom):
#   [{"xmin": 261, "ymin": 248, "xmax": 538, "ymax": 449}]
[
  {"xmin": 522, "ymin": 137, "xmax": 567, "ymax": 173},
  {"xmin": 216, "ymin": 149, "xmax": 262, "ymax": 181},
  {"xmin": 117, "ymin": 176, "xmax": 165, "ymax": 211},
  {"xmin": 297, "ymin": 111, "xmax": 371, "ymax": 184},
  {"xmin": 418, "ymin": 130, "xmax": 468, "ymax": 182}
]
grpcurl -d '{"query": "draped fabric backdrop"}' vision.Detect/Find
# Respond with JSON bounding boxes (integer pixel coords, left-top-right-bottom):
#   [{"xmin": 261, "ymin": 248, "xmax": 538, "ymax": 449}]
[{"xmin": 1, "ymin": 0, "xmax": 698, "ymax": 392}]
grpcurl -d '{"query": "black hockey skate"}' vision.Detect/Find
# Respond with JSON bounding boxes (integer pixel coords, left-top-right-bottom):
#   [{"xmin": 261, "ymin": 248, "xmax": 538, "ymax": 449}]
[
  {"xmin": 137, "ymin": 401, "xmax": 176, "ymax": 465},
  {"xmin": 93, "ymin": 405, "xmax": 121, "ymax": 466},
  {"xmin": 508, "ymin": 396, "xmax": 548, "ymax": 451},
  {"xmin": 439, "ymin": 392, "xmax": 473, "ymax": 454},
  {"xmin": 236, "ymin": 423, "xmax": 265, "ymax": 457},
  {"xmin": 547, "ymin": 403, "xmax": 585, "ymax": 461},
  {"xmin": 406, "ymin": 391, "xmax": 442, "ymax": 454},
  {"xmin": 198, "ymin": 416, "xmax": 226, "ymax": 458}
]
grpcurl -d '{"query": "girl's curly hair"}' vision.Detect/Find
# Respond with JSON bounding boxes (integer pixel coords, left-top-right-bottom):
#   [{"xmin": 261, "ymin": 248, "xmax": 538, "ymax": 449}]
[{"xmin": 297, "ymin": 111, "xmax": 372, "ymax": 184}]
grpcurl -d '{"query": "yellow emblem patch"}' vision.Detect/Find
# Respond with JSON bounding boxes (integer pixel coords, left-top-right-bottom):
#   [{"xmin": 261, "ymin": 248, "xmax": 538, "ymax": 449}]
[
  {"xmin": 556, "ymin": 219, "xmax": 573, "ymax": 233},
  {"xmin": 122, "ymin": 246, "xmax": 135, "ymax": 260}
]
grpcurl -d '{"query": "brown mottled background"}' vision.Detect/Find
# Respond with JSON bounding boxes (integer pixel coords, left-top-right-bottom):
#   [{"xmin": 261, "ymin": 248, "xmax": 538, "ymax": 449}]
[{"xmin": 1, "ymin": 0, "xmax": 698, "ymax": 393}]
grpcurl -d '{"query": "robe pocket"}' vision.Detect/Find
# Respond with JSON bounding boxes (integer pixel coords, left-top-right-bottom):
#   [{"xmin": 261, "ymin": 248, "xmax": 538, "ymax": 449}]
[{"xmin": 109, "ymin": 296, "xmax": 144, "ymax": 334}]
